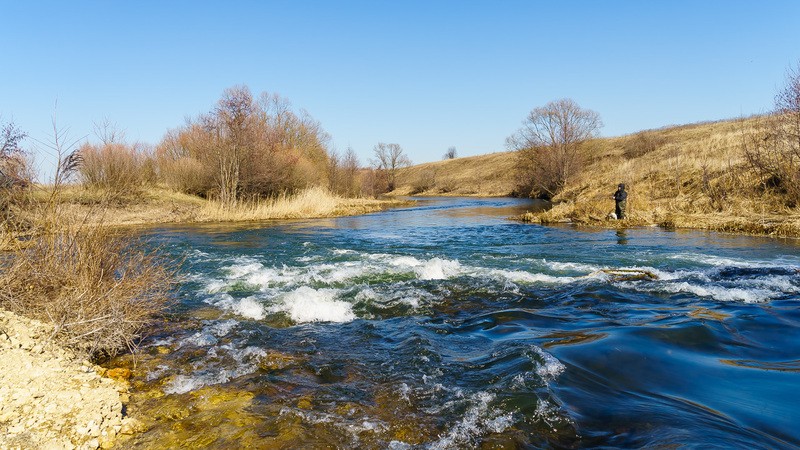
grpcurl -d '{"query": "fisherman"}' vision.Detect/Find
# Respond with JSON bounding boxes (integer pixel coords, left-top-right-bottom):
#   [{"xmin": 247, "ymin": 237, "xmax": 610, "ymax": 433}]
[{"xmin": 612, "ymin": 183, "xmax": 627, "ymax": 220}]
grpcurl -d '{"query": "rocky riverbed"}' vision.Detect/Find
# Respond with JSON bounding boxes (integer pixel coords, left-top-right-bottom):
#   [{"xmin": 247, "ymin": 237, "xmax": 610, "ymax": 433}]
[{"xmin": 0, "ymin": 309, "xmax": 143, "ymax": 450}]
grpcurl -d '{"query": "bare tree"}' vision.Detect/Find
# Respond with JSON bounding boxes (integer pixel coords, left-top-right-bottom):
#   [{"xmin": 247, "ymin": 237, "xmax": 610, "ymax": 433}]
[
  {"xmin": 341, "ymin": 146, "xmax": 361, "ymax": 196},
  {"xmin": 92, "ymin": 118, "xmax": 125, "ymax": 146},
  {"xmin": 507, "ymin": 98, "xmax": 602, "ymax": 198},
  {"xmin": 214, "ymin": 85, "xmax": 255, "ymax": 205},
  {"xmin": 1, "ymin": 120, "xmax": 27, "ymax": 158},
  {"xmin": 371, "ymin": 142, "xmax": 411, "ymax": 192},
  {"xmin": 1, "ymin": 120, "xmax": 29, "ymax": 223},
  {"xmin": 443, "ymin": 146, "xmax": 457, "ymax": 160},
  {"xmin": 743, "ymin": 62, "xmax": 800, "ymax": 205}
]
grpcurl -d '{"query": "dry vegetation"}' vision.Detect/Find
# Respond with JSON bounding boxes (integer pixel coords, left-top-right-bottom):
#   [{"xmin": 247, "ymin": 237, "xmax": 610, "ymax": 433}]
[
  {"xmin": 0, "ymin": 220, "xmax": 175, "ymax": 358},
  {"xmin": 528, "ymin": 116, "xmax": 800, "ymax": 236},
  {"xmin": 392, "ymin": 151, "xmax": 519, "ymax": 197},
  {"xmin": 392, "ymin": 116, "xmax": 800, "ymax": 237},
  {"xmin": 1, "ymin": 152, "xmax": 177, "ymax": 359},
  {"xmin": 16, "ymin": 185, "xmax": 399, "ymax": 228}
]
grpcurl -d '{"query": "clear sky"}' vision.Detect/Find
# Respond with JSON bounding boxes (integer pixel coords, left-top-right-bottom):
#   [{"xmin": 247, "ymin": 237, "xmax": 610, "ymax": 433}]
[{"xmin": 2, "ymin": 1, "xmax": 799, "ymax": 180}]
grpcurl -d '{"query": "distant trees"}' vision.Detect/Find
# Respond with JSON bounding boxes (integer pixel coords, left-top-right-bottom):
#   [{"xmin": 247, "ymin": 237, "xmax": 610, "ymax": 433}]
[
  {"xmin": 744, "ymin": 62, "xmax": 800, "ymax": 206},
  {"xmin": 371, "ymin": 142, "xmax": 410, "ymax": 192},
  {"xmin": 443, "ymin": 146, "xmax": 457, "ymax": 160},
  {"xmin": 507, "ymin": 98, "xmax": 602, "ymax": 199}
]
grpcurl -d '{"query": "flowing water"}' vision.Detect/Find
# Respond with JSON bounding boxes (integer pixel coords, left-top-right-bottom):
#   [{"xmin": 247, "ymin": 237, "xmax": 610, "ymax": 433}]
[{"xmin": 114, "ymin": 197, "xmax": 800, "ymax": 449}]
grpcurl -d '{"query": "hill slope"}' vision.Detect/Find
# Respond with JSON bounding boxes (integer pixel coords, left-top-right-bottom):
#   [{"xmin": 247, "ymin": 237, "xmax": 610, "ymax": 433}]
[{"xmin": 392, "ymin": 116, "xmax": 800, "ymax": 237}]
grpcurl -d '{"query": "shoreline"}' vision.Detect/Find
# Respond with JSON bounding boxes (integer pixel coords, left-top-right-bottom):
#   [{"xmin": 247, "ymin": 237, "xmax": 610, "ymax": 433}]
[
  {"xmin": 516, "ymin": 208, "xmax": 800, "ymax": 239},
  {"xmin": 0, "ymin": 309, "xmax": 144, "ymax": 450}
]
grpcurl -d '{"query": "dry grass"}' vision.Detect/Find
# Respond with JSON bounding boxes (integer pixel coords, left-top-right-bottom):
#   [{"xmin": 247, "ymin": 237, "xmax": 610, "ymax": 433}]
[
  {"xmin": 0, "ymin": 201, "xmax": 176, "ymax": 358},
  {"xmin": 392, "ymin": 152, "xmax": 518, "ymax": 196},
  {"xmin": 394, "ymin": 115, "xmax": 800, "ymax": 237},
  {"xmin": 23, "ymin": 185, "xmax": 402, "ymax": 227},
  {"xmin": 196, "ymin": 186, "xmax": 398, "ymax": 222}
]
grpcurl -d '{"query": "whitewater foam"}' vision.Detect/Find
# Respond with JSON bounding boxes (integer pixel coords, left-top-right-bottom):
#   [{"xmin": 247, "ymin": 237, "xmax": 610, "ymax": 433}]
[
  {"xmin": 416, "ymin": 258, "xmax": 462, "ymax": 280},
  {"xmin": 271, "ymin": 287, "xmax": 356, "ymax": 323},
  {"xmin": 657, "ymin": 282, "xmax": 775, "ymax": 303},
  {"xmin": 532, "ymin": 347, "xmax": 566, "ymax": 381},
  {"xmin": 162, "ymin": 342, "xmax": 267, "ymax": 395},
  {"xmin": 488, "ymin": 269, "xmax": 576, "ymax": 285},
  {"xmin": 428, "ymin": 391, "xmax": 514, "ymax": 449}
]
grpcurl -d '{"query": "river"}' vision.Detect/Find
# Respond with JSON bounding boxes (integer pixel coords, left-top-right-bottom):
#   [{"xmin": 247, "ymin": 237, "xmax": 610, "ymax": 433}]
[{"xmin": 114, "ymin": 197, "xmax": 800, "ymax": 449}]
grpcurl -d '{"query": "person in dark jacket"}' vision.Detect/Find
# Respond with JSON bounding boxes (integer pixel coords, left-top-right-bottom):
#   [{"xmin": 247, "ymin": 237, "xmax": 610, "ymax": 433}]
[{"xmin": 612, "ymin": 183, "xmax": 628, "ymax": 219}]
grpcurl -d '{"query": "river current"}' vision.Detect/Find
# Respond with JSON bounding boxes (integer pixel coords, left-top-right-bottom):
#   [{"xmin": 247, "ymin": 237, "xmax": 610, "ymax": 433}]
[{"xmin": 116, "ymin": 197, "xmax": 800, "ymax": 449}]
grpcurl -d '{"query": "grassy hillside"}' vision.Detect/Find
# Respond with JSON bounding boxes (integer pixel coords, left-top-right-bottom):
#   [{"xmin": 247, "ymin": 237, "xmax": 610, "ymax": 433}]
[
  {"xmin": 391, "ymin": 116, "xmax": 800, "ymax": 237},
  {"xmin": 391, "ymin": 152, "xmax": 519, "ymax": 197}
]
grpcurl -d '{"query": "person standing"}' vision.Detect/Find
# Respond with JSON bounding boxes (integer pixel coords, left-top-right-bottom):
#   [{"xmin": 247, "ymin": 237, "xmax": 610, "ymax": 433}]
[{"xmin": 612, "ymin": 183, "xmax": 628, "ymax": 219}]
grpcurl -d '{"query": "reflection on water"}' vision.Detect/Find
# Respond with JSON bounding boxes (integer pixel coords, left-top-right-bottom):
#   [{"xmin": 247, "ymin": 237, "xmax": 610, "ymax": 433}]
[{"xmin": 114, "ymin": 197, "xmax": 800, "ymax": 449}]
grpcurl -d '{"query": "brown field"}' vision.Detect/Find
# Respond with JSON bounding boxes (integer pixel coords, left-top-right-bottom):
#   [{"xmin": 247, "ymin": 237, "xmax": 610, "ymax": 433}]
[{"xmin": 391, "ymin": 116, "xmax": 800, "ymax": 237}]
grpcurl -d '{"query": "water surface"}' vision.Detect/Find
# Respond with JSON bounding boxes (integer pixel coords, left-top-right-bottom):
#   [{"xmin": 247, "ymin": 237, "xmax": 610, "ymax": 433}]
[{"xmin": 117, "ymin": 197, "xmax": 800, "ymax": 449}]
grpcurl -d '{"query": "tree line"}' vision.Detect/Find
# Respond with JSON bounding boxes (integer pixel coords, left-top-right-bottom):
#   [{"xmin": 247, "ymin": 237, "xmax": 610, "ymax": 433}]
[{"xmin": 1, "ymin": 85, "xmax": 416, "ymax": 210}]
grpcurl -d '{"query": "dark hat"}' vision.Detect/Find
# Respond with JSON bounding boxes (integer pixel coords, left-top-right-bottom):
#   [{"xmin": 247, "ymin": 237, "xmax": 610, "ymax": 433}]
[{"xmin": 618, "ymin": 183, "xmax": 625, "ymax": 189}]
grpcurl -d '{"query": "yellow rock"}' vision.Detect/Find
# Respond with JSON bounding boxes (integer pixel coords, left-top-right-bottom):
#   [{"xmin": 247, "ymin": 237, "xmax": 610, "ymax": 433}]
[
  {"xmin": 106, "ymin": 368, "xmax": 132, "ymax": 381},
  {"xmin": 119, "ymin": 417, "xmax": 148, "ymax": 435},
  {"xmin": 258, "ymin": 351, "xmax": 302, "ymax": 371},
  {"xmin": 296, "ymin": 397, "xmax": 312, "ymax": 410}
]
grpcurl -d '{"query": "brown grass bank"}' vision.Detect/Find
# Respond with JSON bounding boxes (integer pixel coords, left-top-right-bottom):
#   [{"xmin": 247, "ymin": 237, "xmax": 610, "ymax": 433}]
[
  {"xmin": 391, "ymin": 116, "xmax": 800, "ymax": 237},
  {"xmin": 21, "ymin": 185, "xmax": 405, "ymax": 228}
]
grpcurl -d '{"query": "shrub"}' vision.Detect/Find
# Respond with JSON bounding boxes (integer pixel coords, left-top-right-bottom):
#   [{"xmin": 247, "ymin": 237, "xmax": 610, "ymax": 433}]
[
  {"xmin": 78, "ymin": 142, "xmax": 152, "ymax": 194},
  {"xmin": 158, "ymin": 156, "xmax": 211, "ymax": 196},
  {"xmin": 623, "ymin": 131, "xmax": 667, "ymax": 159},
  {"xmin": 0, "ymin": 223, "xmax": 176, "ymax": 358},
  {"xmin": 411, "ymin": 169, "xmax": 436, "ymax": 194}
]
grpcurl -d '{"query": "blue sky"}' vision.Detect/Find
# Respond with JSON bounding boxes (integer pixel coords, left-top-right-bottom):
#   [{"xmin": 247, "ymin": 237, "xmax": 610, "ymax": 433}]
[{"xmin": 2, "ymin": 1, "xmax": 799, "ymax": 179}]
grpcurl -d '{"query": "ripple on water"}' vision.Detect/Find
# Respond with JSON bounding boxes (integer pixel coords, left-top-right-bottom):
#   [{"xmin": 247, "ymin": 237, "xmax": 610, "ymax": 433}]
[{"xmin": 119, "ymin": 199, "xmax": 800, "ymax": 448}]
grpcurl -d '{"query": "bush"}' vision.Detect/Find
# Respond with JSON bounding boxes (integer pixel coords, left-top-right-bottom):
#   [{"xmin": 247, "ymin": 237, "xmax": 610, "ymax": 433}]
[
  {"xmin": 78, "ymin": 142, "xmax": 153, "ymax": 194},
  {"xmin": 158, "ymin": 156, "xmax": 211, "ymax": 196},
  {"xmin": 0, "ymin": 223, "xmax": 175, "ymax": 358},
  {"xmin": 623, "ymin": 131, "xmax": 667, "ymax": 159}
]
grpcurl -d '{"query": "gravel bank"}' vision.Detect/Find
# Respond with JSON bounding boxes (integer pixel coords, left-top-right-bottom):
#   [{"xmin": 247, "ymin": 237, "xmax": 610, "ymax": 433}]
[{"xmin": 0, "ymin": 309, "xmax": 140, "ymax": 450}]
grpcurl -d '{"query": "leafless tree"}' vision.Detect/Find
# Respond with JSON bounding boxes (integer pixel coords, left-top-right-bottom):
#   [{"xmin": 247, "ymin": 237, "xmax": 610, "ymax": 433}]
[
  {"xmin": 1, "ymin": 120, "xmax": 27, "ymax": 158},
  {"xmin": 743, "ymin": 62, "xmax": 800, "ymax": 205},
  {"xmin": 371, "ymin": 142, "xmax": 411, "ymax": 192},
  {"xmin": 1, "ymin": 119, "xmax": 29, "ymax": 222},
  {"xmin": 443, "ymin": 146, "xmax": 457, "ymax": 160},
  {"xmin": 213, "ymin": 85, "xmax": 255, "ymax": 205},
  {"xmin": 93, "ymin": 118, "xmax": 125, "ymax": 146},
  {"xmin": 507, "ymin": 98, "xmax": 602, "ymax": 198}
]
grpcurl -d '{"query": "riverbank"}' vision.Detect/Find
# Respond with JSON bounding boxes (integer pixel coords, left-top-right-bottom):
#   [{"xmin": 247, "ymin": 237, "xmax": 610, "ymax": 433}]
[
  {"xmin": 390, "ymin": 116, "xmax": 800, "ymax": 238},
  {"xmin": 518, "ymin": 204, "xmax": 800, "ymax": 238},
  {"xmin": 28, "ymin": 185, "xmax": 405, "ymax": 228},
  {"xmin": 0, "ymin": 309, "xmax": 145, "ymax": 450}
]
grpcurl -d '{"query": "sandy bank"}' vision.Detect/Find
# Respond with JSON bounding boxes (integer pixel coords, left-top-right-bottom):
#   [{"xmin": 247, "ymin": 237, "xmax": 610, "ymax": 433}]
[{"xmin": 0, "ymin": 310, "xmax": 143, "ymax": 450}]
